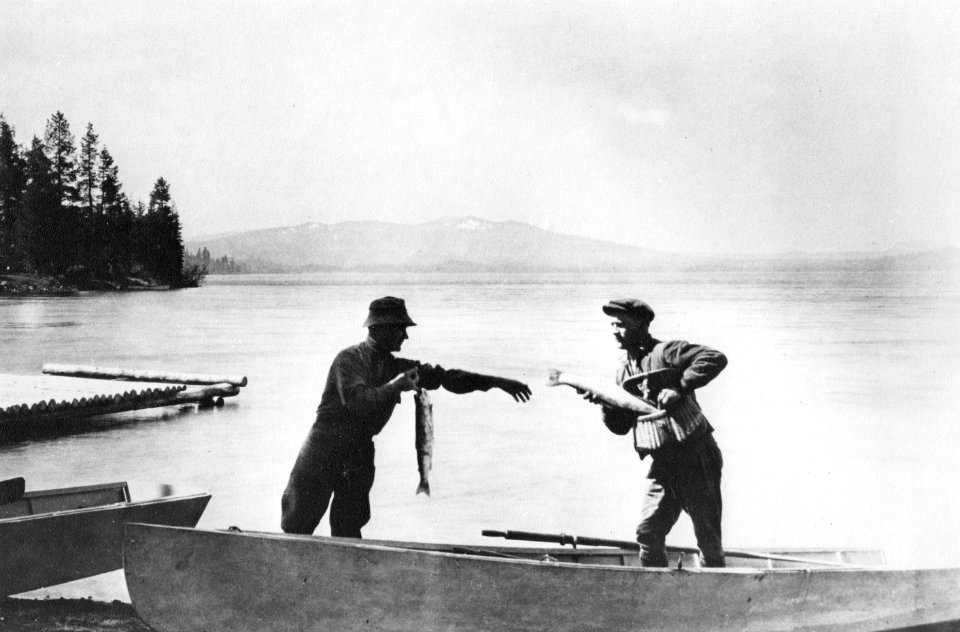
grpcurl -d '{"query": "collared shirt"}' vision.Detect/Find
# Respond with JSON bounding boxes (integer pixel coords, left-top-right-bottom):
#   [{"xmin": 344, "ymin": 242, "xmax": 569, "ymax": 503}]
[{"xmin": 314, "ymin": 340, "xmax": 499, "ymax": 441}]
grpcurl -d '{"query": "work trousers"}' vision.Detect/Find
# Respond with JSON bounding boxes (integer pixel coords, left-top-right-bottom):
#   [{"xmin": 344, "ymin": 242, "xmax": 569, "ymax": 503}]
[
  {"xmin": 636, "ymin": 433, "xmax": 724, "ymax": 567},
  {"xmin": 280, "ymin": 430, "xmax": 376, "ymax": 538}
]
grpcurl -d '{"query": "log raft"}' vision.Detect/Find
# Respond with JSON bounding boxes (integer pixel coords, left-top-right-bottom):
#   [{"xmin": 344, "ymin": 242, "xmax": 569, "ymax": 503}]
[{"xmin": 0, "ymin": 366, "xmax": 246, "ymax": 434}]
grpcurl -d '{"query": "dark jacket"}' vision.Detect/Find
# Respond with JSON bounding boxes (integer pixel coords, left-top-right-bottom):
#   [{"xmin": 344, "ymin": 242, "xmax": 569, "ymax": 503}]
[{"xmin": 314, "ymin": 339, "xmax": 500, "ymax": 441}]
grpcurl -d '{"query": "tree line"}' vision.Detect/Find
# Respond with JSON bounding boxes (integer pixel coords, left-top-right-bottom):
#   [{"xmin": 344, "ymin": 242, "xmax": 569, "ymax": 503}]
[
  {"xmin": 0, "ymin": 111, "xmax": 202, "ymax": 287},
  {"xmin": 184, "ymin": 247, "xmax": 251, "ymax": 274}
]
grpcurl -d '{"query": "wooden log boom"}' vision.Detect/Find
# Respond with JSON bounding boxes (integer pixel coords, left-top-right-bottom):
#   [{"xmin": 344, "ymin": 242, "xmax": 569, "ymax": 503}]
[
  {"xmin": 0, "ymin": 383, "xmax": 239, "ymax": 423},
  {"xmin": 42, "ymin": 363, "xmax": 248, "ymax": 388}
]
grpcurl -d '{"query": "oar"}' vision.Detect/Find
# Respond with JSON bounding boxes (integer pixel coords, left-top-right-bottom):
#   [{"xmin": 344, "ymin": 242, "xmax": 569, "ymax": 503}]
[
  {"xmin": 450, "ymin": 546, "xmax": 526, "ymax": 560},
  {"xmin": 482, "ymin": 529, "xmax": 860, "ymax": 568}
]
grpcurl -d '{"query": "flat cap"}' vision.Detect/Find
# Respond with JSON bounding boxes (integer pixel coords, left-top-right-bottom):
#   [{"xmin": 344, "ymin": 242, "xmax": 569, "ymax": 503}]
[
  {"xmin": 363, "ymin": 296, "xmax": 417, "ymax": 328},
  {"xmin": 602, "ymin": 298, "xmax": 655, "ymax": 322}
]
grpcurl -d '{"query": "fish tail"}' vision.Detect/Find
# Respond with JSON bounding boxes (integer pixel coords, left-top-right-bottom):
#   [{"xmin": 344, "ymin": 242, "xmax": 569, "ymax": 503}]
[{"xmin": 416, "ymin": 480, "xmax": 431, "ymax": 496}]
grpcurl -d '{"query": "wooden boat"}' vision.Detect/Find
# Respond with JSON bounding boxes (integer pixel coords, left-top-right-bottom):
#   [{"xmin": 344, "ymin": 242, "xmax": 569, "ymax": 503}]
[
  {"xmin": 124, "ymin": 523, "xmax": 960, "ymax": 632},
  {"xmin": 0, "ymin": 479, "xmax": 210, "ymax": 596}
]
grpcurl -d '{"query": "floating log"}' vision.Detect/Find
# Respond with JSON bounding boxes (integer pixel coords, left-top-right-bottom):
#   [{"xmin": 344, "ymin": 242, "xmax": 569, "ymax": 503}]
[{"xmin": 41, "ymin": 364, "xmax": 248, "ymax": 388}]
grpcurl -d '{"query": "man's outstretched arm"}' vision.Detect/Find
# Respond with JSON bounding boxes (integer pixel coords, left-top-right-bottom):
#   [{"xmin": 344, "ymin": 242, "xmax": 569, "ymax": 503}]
[{"xmin": 409, "ymin": 362, "xmax": 531, "ymax": 402}]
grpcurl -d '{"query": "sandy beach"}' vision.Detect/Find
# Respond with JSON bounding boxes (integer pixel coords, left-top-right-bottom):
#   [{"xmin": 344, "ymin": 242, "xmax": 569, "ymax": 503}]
[{"xmin": 1, "ymin": 573, "xmax": 145, "ymax": 632}]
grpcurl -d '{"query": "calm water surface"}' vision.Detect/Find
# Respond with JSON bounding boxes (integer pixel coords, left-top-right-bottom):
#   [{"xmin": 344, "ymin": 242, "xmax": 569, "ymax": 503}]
[{"xmin": 2, "ymin": 266, "xmax": 959, "ymax": 597}]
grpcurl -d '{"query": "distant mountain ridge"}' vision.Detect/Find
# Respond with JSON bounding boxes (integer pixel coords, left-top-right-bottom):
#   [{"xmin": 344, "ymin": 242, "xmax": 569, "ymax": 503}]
[
  {"xmin": 185, "ymin": 216, "xmax": 663, "ymax": 271},
  {"xmin": 185, "ymin": 216, "xmax": 960, "ymax": 272}
]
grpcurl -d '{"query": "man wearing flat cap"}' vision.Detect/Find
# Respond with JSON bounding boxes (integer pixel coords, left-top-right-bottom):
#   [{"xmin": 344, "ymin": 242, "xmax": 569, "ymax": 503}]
[
  {"xmin": 281, "ymin": 296, "xmax": 532, "ymax": 538},
  {"xmin": 591, "ymin": 298, "xmax": 728, "ymax": 567}
]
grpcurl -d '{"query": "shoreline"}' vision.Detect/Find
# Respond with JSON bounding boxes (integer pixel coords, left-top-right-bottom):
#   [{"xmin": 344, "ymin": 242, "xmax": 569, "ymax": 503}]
[
  {"xmin": 0, "ymin": 598, "xmax": 149, "ymax": 632},
  {"xmin": 0, "ymin": 274, "xmax": 169, "ymax": 298}
]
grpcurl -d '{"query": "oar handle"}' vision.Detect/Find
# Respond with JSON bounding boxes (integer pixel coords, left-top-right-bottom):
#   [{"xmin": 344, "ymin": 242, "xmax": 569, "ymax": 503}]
[
  {"xmin": 482, "ymin": 529, "xmax": 860, "ymax": 568},
  {"xmin": 482, "ymin": 529, "xmax": 640, "ymax": 550}
]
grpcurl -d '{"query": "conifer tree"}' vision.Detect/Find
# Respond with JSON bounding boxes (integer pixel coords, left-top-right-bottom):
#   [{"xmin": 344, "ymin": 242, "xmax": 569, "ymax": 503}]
[
  {"xmin": 22, "ymin": 137, "xmax": 59, "ymax": 272},
  {"xmin": 0, "ymin": 116, "xmax": 27, "ymax": 270},
  {"xmin": 146, "ymin": 177, "xmax": 184, "ymax": 284},
  {"xmin": 130, "ymin": 199, "xmax": 148, "ymax": 276},
  {"xmin": 78, "ymin": 123, "xmax": 102, "ymax": 273},
  {"xmin": 42, "ymin": 111, "xmax": 80, "ymax": 272},
  {"xmin": 78, "ymin": 123, "xmax": 99, "ymax": 218},
  {"xmin": 99, "ymin": 147, "xmax": 133, "ymax": 276},
  {"xmin": 43, "ymin": 112, "xmax": 78, "ymax": 206}
]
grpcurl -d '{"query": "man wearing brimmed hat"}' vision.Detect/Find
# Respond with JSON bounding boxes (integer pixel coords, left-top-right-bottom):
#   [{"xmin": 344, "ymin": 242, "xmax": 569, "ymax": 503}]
[
  {"xmin": 281, "ymin": 296, "xmax": 532, "ymax": 538},
  {"xmin": 589, "ymin": 298, "xmax": 728, "ymax": 567}
]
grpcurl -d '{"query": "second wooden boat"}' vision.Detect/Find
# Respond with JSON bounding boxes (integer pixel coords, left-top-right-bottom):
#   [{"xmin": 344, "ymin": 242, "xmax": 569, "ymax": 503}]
[{"xmin": 0, "ymin": 480, "xmax": 210, "ymax": 596}]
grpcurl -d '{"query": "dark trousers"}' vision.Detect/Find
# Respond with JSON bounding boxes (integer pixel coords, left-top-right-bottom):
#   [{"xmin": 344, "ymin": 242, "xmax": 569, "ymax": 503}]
[
  {"xmin": 636, "ymin": 433, "xmax": 724, "ymax": 567},
  {"xmin": 280, "ymin": 435, "xmax": 376, "ymax": 538}
]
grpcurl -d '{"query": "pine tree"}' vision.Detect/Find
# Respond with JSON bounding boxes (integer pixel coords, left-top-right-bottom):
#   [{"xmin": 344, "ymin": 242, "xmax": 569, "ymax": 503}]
[
  {"xmin": 78, "ymin": 123, "xmax": 102, "ymax": 274},
  {"xmin": 145, "ymin": 177, "xmax": 184, "ymax": 284},
  {"xmin": 99, "ymin": 147, "xmax": 133, "ymax": 276},
  {"xmin": 42, "ymin": 112, "xmax": 81, "ymax": 272},
  {"xmin": 130, "ymin": 199, "xmax": 148, "ymax": 277},
  {"xmin": 22, "ymin": 137, "xmax": 59, "ymax": 273},
  {"xmin": 43, "ymin": 112, "xmax": 78, "ymax": 207},
  {"xmin": 78, "ymin": 123, "xmax": 99, "ymax": 218},
  {"xmin": 0, "ymin": 116, "xmax": 27, "ymax": 270}
]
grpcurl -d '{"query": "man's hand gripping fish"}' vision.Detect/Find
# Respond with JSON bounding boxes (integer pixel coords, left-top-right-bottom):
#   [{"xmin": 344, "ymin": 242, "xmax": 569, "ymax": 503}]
[
  {"xmin": 546, "ymin": 369, "xmax": 668, "ymax": 422},
  {"xmin": 414, "ymin": 389, "xmax": 433, "ymax": 496}
]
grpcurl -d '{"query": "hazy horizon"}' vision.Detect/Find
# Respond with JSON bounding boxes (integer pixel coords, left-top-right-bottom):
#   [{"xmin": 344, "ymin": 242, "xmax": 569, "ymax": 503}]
[
  {"xmin": 3, "ymin": 1, "xmax": 959, "ymax": 256},
  {"xmin": 183, "ymin": 214, "xmax": 959, "ymax": 259}
]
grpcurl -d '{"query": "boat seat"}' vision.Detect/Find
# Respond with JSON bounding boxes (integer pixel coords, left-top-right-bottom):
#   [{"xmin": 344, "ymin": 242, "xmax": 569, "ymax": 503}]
[{"xmin": 0, "ymin": 477, "xmax": 25, "ymax": 505}]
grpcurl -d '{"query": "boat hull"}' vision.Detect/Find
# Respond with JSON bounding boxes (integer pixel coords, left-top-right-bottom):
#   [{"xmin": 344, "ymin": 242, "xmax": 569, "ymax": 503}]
[
  {"xmin": 124, "ymin": 524, "xmax": 960, "ymax": 632},
  {"xmin": 1, "ymin": 493, "xmax": 210, "ymax": 596}
]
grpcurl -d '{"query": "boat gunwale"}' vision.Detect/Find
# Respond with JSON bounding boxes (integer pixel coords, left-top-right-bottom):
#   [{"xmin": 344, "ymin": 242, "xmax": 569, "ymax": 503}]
[
  {"xmin": 0, "ymin": 493, "xmax": 212, "ymax": 525},
  {"xmin": 127, "ymin": 523, "xmax": 902, "ymax": 576},
  {"xmin": 20, "ymin": 481, "xmax": 130, "ymax": 500}
]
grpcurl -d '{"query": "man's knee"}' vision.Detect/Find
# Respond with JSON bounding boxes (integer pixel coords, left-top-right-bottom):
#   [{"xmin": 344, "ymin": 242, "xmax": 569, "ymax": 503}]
[
  {"xmin": 280, "ymin": 483, "xmax": 324, "ymax": 535},
  {"xmin": 280, "ymin": 497, "xmax": 307, "ymax": 534}
]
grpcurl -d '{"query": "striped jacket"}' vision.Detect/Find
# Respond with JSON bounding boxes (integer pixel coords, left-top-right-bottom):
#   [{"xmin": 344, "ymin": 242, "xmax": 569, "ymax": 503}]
[{"xmin": 602, "ymin": 337, "xmax": 727, "ymax": 456}]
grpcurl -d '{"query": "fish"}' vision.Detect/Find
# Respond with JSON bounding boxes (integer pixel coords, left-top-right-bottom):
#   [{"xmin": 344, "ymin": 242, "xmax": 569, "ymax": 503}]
[
  {"xmin": 414, "ymin": 389, "xmax": 433, "ymax": 496},
  {"xmin": 546, "ymin": 369, "xmax": 668, "ymax": 421}
]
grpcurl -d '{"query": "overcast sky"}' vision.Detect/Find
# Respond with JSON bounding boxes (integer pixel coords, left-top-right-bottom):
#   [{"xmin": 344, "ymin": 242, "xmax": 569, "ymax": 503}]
[{"xmin": 2, "ymin": 1, "xmax": 958, "ymax": 254}]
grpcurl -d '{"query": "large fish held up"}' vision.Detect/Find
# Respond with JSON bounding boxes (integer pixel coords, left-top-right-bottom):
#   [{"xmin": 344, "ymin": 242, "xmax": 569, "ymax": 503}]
[
  {"xmin": 414, "ymin": 389, "xmax": 433, "ymax": 496},
  {"xmin": 546, "ymin": 369, "xmax": 668, "ymax": 422}
]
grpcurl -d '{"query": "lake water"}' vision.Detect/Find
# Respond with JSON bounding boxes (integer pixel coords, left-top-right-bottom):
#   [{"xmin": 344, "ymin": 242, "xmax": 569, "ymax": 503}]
[{"xmin": 2, "ymin": 265, "xmax": 959, "ymax": 599}]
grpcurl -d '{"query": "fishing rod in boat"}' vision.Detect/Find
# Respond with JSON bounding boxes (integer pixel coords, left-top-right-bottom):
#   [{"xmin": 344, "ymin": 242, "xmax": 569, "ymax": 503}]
[{"xmin": 481, "ymin": 529, "xmax": 859, "ymax": 568}]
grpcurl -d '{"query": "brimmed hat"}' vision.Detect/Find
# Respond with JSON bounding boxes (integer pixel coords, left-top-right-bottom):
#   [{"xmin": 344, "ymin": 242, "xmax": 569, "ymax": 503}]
[
  {"xmin": 602, "ymin": 298, "xmax": 655, "ymax": 323},
  {"xmin": 363, "ymin": 296, "xmax": 417, "ymax": 328}
]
